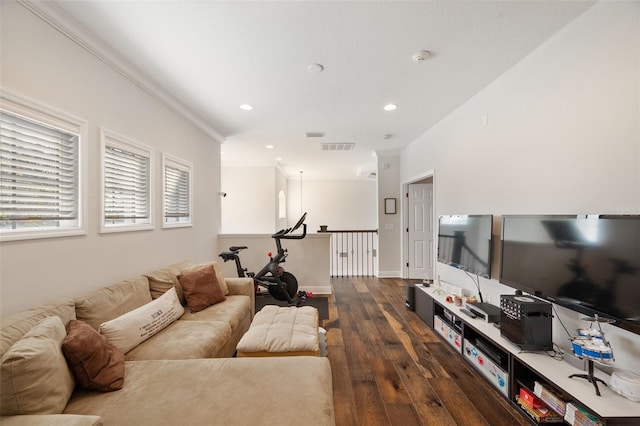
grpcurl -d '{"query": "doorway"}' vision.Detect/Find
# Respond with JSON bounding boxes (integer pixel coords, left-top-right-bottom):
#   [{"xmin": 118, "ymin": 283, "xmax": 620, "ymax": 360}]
[{"xmin": 403, "ymin": 172, "xmax": 435, "ymax": 280}]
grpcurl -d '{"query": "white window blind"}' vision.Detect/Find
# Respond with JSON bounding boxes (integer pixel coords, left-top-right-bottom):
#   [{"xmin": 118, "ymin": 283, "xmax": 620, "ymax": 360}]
[
  {"xmin": 101, "ymin": 129, "xmax": 153, "ymax": 232},
  {"xmin": 0, "ymin": 110, "xmax": 80, "ymax": 236},
  {"xmin": 163, "ymin": 154, "xmax": 192, "ymax": 228}
]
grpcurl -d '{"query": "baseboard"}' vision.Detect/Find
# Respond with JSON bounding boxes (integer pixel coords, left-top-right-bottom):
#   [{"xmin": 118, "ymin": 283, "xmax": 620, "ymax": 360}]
[
  {"xmin": 377, "ymin": 271, "xmax": 402, "ymax": 278},
  {"xmin": 298, "ymin": 285, "xmax": 332, "ymax": 295}
]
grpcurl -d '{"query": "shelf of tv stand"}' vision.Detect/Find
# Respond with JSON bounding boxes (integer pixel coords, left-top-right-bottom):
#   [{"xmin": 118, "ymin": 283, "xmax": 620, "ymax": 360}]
[{"xmin": 415, "ymin": 284, "xmax": 640, "ymax": 424}]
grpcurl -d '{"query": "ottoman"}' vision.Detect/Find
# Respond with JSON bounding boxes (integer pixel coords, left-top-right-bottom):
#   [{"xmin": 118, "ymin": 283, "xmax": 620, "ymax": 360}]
[{"xmin": 236, "ymin": 305, "xmax": 320, "ymax": 357}]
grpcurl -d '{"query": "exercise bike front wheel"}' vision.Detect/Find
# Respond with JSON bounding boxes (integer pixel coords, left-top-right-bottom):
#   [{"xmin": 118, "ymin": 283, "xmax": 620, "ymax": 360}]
[{"xmin": 268, "ymin": 271, "xmax": 298, "ymax": 301}]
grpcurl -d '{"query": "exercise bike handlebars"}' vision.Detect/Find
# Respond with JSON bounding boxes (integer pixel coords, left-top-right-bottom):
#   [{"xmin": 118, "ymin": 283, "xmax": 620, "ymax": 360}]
[
  {"xmin": 274, "ymin": 223, "xmax": 306, "ymax": 240},
  {"xmin": 271, "ymin": 212, "xmax": 307, "ymax": 239}
]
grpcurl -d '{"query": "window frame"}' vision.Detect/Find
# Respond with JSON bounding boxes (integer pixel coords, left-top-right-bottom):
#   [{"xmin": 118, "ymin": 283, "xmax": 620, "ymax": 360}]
[
  {"xmin": 0, "ymin": 89, "xmax": 88, "ymax": 242},
  {"xmin": 100, "ymin": 128, "xmax": 154, "ymax": 233},
  {"xmin": 162, "ymin": 153, "xmax": 193, "ymax": 229}
]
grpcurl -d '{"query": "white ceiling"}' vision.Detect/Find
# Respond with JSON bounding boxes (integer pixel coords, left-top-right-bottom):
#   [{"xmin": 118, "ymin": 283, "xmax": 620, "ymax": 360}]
[{"xmin": 50, "ymin": 0, "xmax": 594, "ymax": 179}]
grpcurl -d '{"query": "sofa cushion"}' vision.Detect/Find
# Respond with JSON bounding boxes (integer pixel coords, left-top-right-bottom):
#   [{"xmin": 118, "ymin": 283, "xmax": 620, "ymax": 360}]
[
  {"xmin": 64, "ymin": 357, "xmax": 335, "ymax": 426},
  {"xmin": 75, "ymin": 276, "xmax": 152, "ymax": 331},
  {"xmin": 98, "ymin": 288, "xmax": 184, "ymax": 353},
  {"xmin": 145, "ymin": 261, "xmax": 192, "ymax": 305},
  {"xmin": 62, "ymin": 320, "xmax": 125, "ymax": 392},
  {"xmin": 180, "ymin": 295, "xmax": 250, "ymax": 332},
  {"xmin": 224, "ymin": 277, "xmax": 256, "ymax": 318},
  {"xmin": 1, "ymin": 299, "xmax": 76, "ymax": 359},
  {"xmin": 124, "ymin": 320, "xmax": 232, "ymax": 360},
  {"xmin": 178, "ymin": 264, "xmax": 226, "ymax": 313},
  {"xmin": 1, "ymin": 316, "xmax": 75, "ymax": 416}
]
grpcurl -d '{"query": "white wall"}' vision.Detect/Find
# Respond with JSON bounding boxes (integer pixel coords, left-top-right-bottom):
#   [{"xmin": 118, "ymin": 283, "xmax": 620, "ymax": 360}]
[
  {"xmin": 287, "ymin": 178, "xmax": 377, "ymax": 233},
  {"xmin": 400, "ymin": 1, "xmax": 639, "ymax": 372},
  {"xmin": 376, "ymin": 152, "xmax": 401, "ymax": 276},
  {"xmin": 275, "ymin": 166, "xmax": 288, "ymax": 231},
  {"xmin": 221, "ymin": 167, "xmax": 378, "ymax": 237},
  {"xmin": 220, "ymin": 166, "xmax": 275, "ymax": 233},
  {"xmin": 0, "ymin": 2, "xmax": 221, "ymax": 318}
]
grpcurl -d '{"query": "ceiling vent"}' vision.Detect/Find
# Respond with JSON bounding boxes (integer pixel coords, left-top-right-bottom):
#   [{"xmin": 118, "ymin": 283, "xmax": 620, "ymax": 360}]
[
  {"xmin": 321, "ymin": 143, "xmax": 355, "ymax": 151},
  {"xmin": 306, "ymin": 131, "xmax": 325, "ymax": 138}
]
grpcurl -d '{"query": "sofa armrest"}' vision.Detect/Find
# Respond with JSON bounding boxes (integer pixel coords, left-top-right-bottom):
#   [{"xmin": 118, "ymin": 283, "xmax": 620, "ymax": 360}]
[
  {"xmin": 225, "ymin": 277, "xmax": 255, "ymax": 318},
  {"xmin": 0, "ymin": 415, "xmax": 103, "ymax": 426}
]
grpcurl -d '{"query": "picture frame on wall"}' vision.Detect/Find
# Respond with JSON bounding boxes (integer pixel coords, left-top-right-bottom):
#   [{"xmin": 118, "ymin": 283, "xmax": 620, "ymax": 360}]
[{"xmin": 384, "ymin": 198, "xmax": 396, "ymax": 214}]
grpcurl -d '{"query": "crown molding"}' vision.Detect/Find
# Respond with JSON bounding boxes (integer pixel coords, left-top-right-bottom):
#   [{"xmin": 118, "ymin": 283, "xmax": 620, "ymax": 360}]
[{"xmin": 18, "ymin": 0, "xmax": 226, "ymax": 144}]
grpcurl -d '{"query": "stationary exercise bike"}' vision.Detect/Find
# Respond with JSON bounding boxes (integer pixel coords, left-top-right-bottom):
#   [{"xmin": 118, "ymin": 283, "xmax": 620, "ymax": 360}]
[{"xmin": 219, "ymin": 213, "xmax": 309, "ymax": 306}]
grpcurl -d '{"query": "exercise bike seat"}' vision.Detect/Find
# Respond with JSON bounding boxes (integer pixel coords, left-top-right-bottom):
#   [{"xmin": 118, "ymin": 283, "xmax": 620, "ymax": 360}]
[{"xmin": 229, "ymin": 246, "xmax": 247, "ymax": 252}]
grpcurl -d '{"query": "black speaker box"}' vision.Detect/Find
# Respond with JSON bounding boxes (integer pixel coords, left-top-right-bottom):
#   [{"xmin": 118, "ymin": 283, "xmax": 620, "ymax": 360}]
[{"xmin": 500, "ymin": 295, "xmax": 552, "ymax": 351}]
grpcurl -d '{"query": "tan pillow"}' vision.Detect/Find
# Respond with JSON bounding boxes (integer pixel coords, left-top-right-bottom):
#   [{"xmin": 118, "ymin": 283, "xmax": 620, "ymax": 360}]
[
  {"xmin": 98, "ymin": 287, "xmax": 184, "ymax": 353},
  {"xmin": 62, "ymin": 320, "xmax": 124, "ymax": 392},
  {"xmin": 145, "ymin": 261, "xmax": 192, "ymax": 305},
  {"xmin": 0, "ymin": 316, "xmax": 75, "ymax": 416},
  {"xmin": 1, "ymin": 299, "xmax": 76, "ymax": 359},
  {"xmin": 178, "ymin": 264, "xmax": 226, "ymax": 313}
]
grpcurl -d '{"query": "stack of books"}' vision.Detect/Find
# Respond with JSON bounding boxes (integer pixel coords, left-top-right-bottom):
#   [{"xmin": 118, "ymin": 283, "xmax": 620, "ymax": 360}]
[
  {"xmin": 516, "ymin": 394, "xmax": 563, "ymax": 423},
  {"xmin": 534, "ymin": 381, "xmax": 568, "ymax": 416},
  {"xmin": 564, "ymin": 403, "xmax": 603, "ymax": 426}
]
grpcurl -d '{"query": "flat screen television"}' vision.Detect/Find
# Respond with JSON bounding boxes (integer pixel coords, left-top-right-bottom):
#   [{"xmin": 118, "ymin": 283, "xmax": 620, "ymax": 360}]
[
  {"xmin": 500, "ymin": 215, "xmax": 640, "ymax": 335},
  {"xmin": 437, "ymin": 215, "xmax": 493, "ymax": 279}
]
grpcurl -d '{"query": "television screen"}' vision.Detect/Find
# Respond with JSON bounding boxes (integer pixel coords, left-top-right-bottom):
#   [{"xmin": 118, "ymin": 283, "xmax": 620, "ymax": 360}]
[
  {"xmin": 500, "ymin": 215, "xmax": 640, "ymax": 335},
  {"xmin": 437, "ymin": 215, "xmax": 492, "ymax": 278}
]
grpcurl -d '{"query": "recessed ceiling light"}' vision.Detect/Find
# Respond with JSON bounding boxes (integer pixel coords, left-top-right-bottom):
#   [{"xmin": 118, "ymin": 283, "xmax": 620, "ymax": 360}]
[
  {"xmin": 266, "ymin": 145, "xmax": 274, "ymax": 149},
  {"xmin": 384, "ymin": 104, "xmax": 398, "ymax": 111},
  {"xmin": 240, "ymin": 104, "xmax": 253, "ymax": 111},
  {"xmin": 275, "ymin": 157, "xmax": 283, "ymax": 161}
]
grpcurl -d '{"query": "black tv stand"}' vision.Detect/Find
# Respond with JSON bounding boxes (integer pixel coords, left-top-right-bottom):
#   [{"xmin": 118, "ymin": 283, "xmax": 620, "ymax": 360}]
[{"xmin": 569, "ymin": 359, "xmax": 608, "ymax": 396}]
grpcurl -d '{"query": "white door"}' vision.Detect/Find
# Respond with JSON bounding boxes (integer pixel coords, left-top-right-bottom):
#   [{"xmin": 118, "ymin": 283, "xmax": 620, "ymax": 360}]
[{"xmin": 408, "ymin": 183, "xmax": 434, "ymax": 280}]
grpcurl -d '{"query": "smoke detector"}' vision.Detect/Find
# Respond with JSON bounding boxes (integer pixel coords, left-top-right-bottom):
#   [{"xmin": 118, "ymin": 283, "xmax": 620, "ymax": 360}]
[{"xmin": 412, "ymin": 50, "xmax": 431, "ymax": 63}]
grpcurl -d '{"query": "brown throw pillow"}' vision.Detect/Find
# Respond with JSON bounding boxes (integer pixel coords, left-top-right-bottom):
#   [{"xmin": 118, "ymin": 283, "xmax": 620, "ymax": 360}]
[
  {"xmin": 212, "ymin": 262, "xmax": 230, "ymax": 296},
  {"xmin": 62, "ymin": 320, "xmax": 125, "ymax": 392},
  {"xmin": 177, "ymin": 264, "xmax": 226, "ymax": 313}
]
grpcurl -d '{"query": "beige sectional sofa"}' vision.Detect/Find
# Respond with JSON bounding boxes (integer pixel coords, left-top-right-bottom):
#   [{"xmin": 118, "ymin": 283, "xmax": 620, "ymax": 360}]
[{"xmin": 0, "ymin": 262, "xmax": 335, "ymax": 426}]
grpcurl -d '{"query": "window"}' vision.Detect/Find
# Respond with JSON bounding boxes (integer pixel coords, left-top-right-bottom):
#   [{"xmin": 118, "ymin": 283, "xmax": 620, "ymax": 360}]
[
  {"xmin": 101, "ymin": 128, "xmax": 153, "ymax": 232},
  {"xmin": 162, "ymin": 153, "xmax": 192, "ymax": 228},
  {"xmin": 0, "ymin": 90, "xmax": 87, "ymax": 241}
]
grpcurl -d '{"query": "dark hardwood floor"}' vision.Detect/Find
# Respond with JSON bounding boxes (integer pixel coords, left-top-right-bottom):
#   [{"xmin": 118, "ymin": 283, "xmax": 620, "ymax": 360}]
[{"xmin": 322, "ymin": 276, "xmax": 530, "ymax": 426}]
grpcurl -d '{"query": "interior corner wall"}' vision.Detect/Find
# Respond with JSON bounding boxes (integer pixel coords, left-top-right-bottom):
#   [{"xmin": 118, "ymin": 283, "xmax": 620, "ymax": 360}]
[
  {"xmin": 400, "ymin": 1, "xmax": 639, "ymax": 371},
  {"xmin": 287, "ymin": 178, "xmax": 377, "ymax": 234},
  {"xmin": 0, "ymin": 2, "xmax": 221, "ymax": 318},
  {"xmin": 275, "ymin": 167, "xmax": 288, "ymax": 231},
  {"xmin": 376, "ymin": 153, "xmax": 402, "ymax": 277},
  {"xmin": 221, "ymin": 166, "xmax": 276, "ymax": 233}
]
